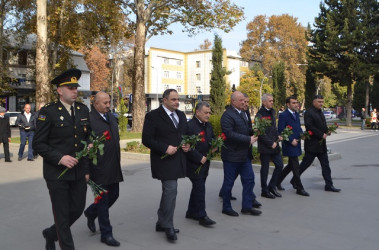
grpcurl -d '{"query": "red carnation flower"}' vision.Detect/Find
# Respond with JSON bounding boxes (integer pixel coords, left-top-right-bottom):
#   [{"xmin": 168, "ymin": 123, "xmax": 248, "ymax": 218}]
[
  {"xmin": 199, "ymin": 131, "xmax": 205, "ymax": 137},
  {"xmin": 201, "ymin": 137, "xmax": 206, "ymax": 143},
  {"xmin": 308, "ymin": 130, "xmax": 314, "ymax": 136},
  {"xmin": 287, "ymin": 125, "xmax": 293, "ymax": 130}
]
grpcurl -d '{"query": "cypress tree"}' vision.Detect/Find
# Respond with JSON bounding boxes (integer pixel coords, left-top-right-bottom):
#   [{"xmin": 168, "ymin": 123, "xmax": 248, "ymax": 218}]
[
  {"xmin": 272, "ymin": 61, "xmax": 286, "ymax": 111},
  {"xmin": 209, "ymin": 34, "xmax": 227, "ymax": 115}
]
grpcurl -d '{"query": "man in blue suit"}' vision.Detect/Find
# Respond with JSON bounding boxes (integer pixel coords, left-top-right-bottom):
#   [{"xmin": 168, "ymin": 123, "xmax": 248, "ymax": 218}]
[{"xmin": 277, "ymin": 96, "xmax": 309, "ymax": 196}]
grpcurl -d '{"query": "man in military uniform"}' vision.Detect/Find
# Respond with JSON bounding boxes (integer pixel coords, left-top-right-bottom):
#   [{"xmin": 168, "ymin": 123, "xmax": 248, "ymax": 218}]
[{"xmin": 33, "ymin": 68, "xmax": 91, "ymax": 250}]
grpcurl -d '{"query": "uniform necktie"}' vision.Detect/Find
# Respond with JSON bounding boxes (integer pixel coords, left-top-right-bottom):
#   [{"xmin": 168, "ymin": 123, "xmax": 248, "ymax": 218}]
[
  {"xmin": 170, "ymin": 112, "xmax": 178, "ymax": 128},
  {"xmin": 70, "ymin": 106, "xmax": 75, "ymax": 123},
  {"xmin": 292, "ymin": 112, "xmax": 296, "ymax": 120},
  {"xmin": 241, "ymin": 111, "xmax": 248, "ymax": 123},
  {"xmin": 103, "ymin": 113, "xmax": 108, "ymax": 122}
]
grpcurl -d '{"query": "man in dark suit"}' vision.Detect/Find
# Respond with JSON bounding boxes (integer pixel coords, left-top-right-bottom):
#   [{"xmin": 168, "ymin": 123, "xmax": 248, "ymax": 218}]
[
  {"xmin": 84, "ymin": 91, "xmax": 123, "ymax": 246},
  {"xmin": 142, "ymin": 89, "xmax": 190, "ymax": 241},
  {"xmin": 0, "ymin": 107, "xmax": 12, "ymax": 162},
  {"xmin": 185, "ymin": 101, "xmax": 216, "ymax": 227},
  {"xmin": 277, "ymin": 96, "xmax": 309, "ymax": 196},
  {"xmin": 294, "ymin": 95, "xmax": 341, "ymax": 192},
  {"xmin": 256, "ymin": 93, "xmax": 283, "ymax": 199},
  {"xmin": 33, "ymin": 69, "xmax": 91, "ymax": 250},
  {"xmin": 15, "ymin": 103, "xmax": 37, "ymax": 161},
  {"xmin": 220, "ymin": 91, "xmax": 261, "ymax": 217}
]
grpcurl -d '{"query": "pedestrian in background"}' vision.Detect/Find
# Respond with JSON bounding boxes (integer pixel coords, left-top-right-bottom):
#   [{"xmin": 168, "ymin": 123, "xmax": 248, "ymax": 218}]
[
  {"xmin": 16, "ymin": 103, "xmax": 36, "ymax": 161},
  {"xmin": 370, "ymin": 108, "xmax": 377, "ymax": 130},
  {"xmin": 0, "ymin": 107, "xmax": 12, "ymax": 162},
  {"xmin": 361, "ymin": 107, "xmax": 366, "ymax": 130}
]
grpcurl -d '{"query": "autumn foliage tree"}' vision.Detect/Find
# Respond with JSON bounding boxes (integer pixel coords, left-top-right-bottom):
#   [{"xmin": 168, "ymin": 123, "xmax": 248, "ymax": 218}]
[
  {"xmin": 80, "ymin": 46, "xmax": 110, "ymax": 91},
  {"xmin": 240, "ymin": 14, "xmax": 308, "ymax": 100}
]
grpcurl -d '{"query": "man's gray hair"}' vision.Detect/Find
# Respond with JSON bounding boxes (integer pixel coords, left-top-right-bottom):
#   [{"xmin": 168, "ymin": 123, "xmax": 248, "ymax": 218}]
[
  {"xmin": 195, "ymin": 101, "xmax": 210, "ymax": 111},
  {"xmin": 262, "ymin": 93, "xmax": 273, "ymax": 102}
]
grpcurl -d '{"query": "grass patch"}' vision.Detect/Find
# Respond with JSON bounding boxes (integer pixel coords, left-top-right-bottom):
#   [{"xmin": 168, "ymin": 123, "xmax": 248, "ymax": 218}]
[
  {"xmin": 10, "ymin": 137, "xmax": 21, "ymax": 144},
  {"xmin": 120, "ymin": 132, "xmax": 142, "ymax": 140},
  {"xmin": 123, "ymin": 141, "xmax": 150, "ymax": 154}
]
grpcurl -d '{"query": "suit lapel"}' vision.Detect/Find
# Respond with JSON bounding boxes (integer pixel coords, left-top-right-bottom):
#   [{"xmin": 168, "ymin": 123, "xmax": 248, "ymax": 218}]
[{"xmin": 158, "ymin": 106, "xmax": 177, "ymax": 130}]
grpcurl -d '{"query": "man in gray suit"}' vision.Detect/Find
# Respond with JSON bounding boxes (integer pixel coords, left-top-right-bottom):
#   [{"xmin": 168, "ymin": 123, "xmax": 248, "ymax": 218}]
[{"xmin": 142, "ymin": 89, "xmax": 190, "ymax": 242}]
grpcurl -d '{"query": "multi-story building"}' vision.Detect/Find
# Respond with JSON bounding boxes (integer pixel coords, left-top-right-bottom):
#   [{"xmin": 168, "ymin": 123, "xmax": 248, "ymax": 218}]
[
  {"xmin": 0, "ymin": 34, "xmax": 91, "ymax": 111},
  {"xmin": 144, "ymin": 47, "xmax": 250, "ymax": 117}
]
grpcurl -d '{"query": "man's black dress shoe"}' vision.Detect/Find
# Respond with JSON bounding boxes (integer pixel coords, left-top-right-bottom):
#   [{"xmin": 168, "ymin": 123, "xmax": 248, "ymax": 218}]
[
  {"xmin": 222, "ymin": 209, "xmax": 239, "ymax": 216},
  {"xmin": 276, "ymin": 184, "xmax": 285, "ymax": 191},
  {"xmin": 296, "ymin": 189, "xmax": 310, "ymax": 196},
  {"xmin": 218, "ymin": 193, "xmax": 237, "ymax": 200},
  {"xmin": 42, "ymin": 228, "xmax": 55, "ymax": 250},
  {"xmin": 290, "ymin": 179, "xmax": 298, "ymax": 189},
  {"xmin": 155, "ymin": 224, "xmax": 180, "ymax": 233},
  {"xmin": 5, "ymin": 159, "xmax": 12, "ymax": 162},
  {"xmin": 18, "ymin": 157, "xmax": 22, "ymax": 161},
  {"xmin": 252, "ymin": 199, "xmax": 262, "ymax": 208},
  {"xmin": 185, "ymin": 213, "xmax": 199, "ymax": 221},
  {"xmin": 101, "ymin": 236, "xmax": 120, "ymax": 246},
  {"xmin": 261, "ymin": 192, "xmax": 275, "ymax": 199},
  {"xmin": 325, "ymin": 185, "xmax": 341, "ymax": 192},
  {"xmin": 27, "ymin": 158, "xmax": 34, "ymax": 161},
  {"xmin": 269, "ymin": 187, "xmax": 282, "ymax": 198},
  {"xmin": 165, "ymin": 228, "xmax": 177, "ymax": 241},
  {"xmin": 199, "ymin": 216, "xmax": 216, "ymax": 226},
  {"xmin": 84, "ymin": 212, "xmax": 96, "ymax": 233},
  {"xmin": 241, "ymin": 208, "xmax": 262, "ymax": 216}
]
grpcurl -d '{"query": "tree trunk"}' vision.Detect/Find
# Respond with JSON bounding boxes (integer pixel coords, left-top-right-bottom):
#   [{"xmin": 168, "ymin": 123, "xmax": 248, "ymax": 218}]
[
  {"xmin": 50, "ymin": 0, "xmax": 66, "ymax": 76},
  {"xmin": 346, "ymin": 82, "xmax": 353, "ymax": 126},
  {"xmin": 36, "ymin": 0, "xmax": 50, "ymax": 106},
  {"xmin": 131, "ymin": 19, "xmax": 147, "ymax": 132},
  {"xmin": 0, "ymin": 0, "xmax": 6, "ymax": 86},
  {"xmin": 365, "ymin": 80, "xmax": 370, "ymax": 117}
]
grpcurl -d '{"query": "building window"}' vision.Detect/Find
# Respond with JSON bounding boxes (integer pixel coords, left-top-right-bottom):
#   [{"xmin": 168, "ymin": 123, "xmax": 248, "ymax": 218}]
[
  {"xmin": 177, "ymin": 60, "xmax": 181, "ymax": 65},
  {"xmin": 196, "ymin": 73, "xmax": 201, "ymax": 81},
  {"xmin": 176, "ymin": 85, "xmax": 182, "ymax": 92},
  {"xmin": 196, "ymin": 86, "xmax": 202, "ymax": 93},
  {"xmin": 164, "ymin": 85, "xmax": 169, "ymax": 90},
  {"xmin": 18, "ymin": 50, "xmax": 27, "ymax": 65},
  {"xmin": 164, "ymin": 57, "xmax": 169, "ymax": 64},
  {"xmin": 196, "ymin": 61, "xmax": 201, "ymax": 68},
  {"xmin": 164, "ymin": 71, "xmax": 169, "ymax": 78},
  {"xmin": 177, "ymin": 72, "xmax": 182, "ymax": 79}
]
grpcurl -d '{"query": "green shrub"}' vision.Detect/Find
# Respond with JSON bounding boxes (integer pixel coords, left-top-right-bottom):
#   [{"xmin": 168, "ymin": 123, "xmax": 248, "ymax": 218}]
[{"xmin": 124, "ymin": 141, "xmax": 150, "ymax": 154}]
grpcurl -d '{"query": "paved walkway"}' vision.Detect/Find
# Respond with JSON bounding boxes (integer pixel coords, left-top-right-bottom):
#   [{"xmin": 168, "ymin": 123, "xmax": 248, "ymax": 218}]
[{"xmin": 0, "ymin": 129, "xmax": 378, "ymax": 249}]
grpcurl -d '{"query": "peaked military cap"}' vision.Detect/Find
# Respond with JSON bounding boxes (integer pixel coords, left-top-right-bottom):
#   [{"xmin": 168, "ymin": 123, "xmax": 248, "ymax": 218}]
[{"xmin": 51, "ymin": 68, "xmax": 81, "ymax": 87}]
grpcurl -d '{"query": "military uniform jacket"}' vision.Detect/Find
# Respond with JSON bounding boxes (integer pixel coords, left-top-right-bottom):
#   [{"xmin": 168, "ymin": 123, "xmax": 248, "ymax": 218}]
[
  {"xmin": 33, "ymin": 101, "xmax": 90, "ymax": 181},
  {"xmin": 186, "ymin": 117, "xmax": 214, "ymax": 179},
  {"xmin": 142, "ymin": 105, "xmax": 187, "ymax": 180}
]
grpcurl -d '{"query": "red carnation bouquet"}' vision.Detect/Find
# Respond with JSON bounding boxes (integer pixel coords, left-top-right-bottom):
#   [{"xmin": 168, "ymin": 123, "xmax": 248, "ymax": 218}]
[
  {"xmin": 252, "ymin": 116, "xmax": 272, "ymax": 136},
  {"xmin": 299, "ymin": 130, "xmax": 313, "ymax": 140},
  {"xmin": 161, "ymin": 132, "xmax": 205, "ymax": 159},
  {"xmin": 195, "ymin": 133, "xmax": 226, "ymax": 174},
  {"xmin": 277, "ymin": 125, "xmax": 293, "ymax": 142},
  {"xmin": 87, "ymin": 179, "xmax": 108, "ymax": 204},
  {"xmin": 58, "ymin": 130, "xmax": 111, "ymax": 179},
  {"xmin": 320, "ymin": 123, "xmax": 339, "ymax": 145}
]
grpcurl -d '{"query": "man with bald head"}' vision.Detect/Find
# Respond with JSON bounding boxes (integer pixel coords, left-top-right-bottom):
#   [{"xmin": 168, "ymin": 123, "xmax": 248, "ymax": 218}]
[
  {"xmin": 16, "ymin": 103, "xmax": 37, "ymax": 161},
  {"xmin": 220, "ymin": 91, "xmax": 261, "ymax": 217},
  {"xmin": 84, "ymin": 91, "xmax": 123, "ymax": 247}
]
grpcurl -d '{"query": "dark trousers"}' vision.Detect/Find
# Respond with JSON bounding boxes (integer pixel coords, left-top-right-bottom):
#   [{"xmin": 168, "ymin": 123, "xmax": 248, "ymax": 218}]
[
  {"xmin": 187, "ymin": 178, "xmax": 207, "ymax": 219},
  {"xmin": 260, "ymin": 153, "xmax": 283, "ymax": 193},
  {"xmin": 157, "ymin": 180, "xmax": 177, "ymax": 228},
  {"xmin": 1, "ymin": 139, "xmax": 10, "ymax": 160},
  {"xmin": 297, "ymin": 151, "xmax": 333, "ymax": 187},
  {"xmin": 278, "ymin": 156, "xmax": 304, "ymax": 190},
  {"xmin": 18, "ymin": 130, "xmax": 34, "ymax": 159},
  {"xmin": 85, "ymin": 183, "xmax": 120, "ymax": 238},
  {"xmin": 371, "ymin": 122, "xmax": 378, "ymax": 129},
  {"xmin": 45, "ymin": 178, "xmax": 87, "ymax": 250},
  {"xmin": 221, "ymin": 160, "xmax": 255, "ymax": 211}
]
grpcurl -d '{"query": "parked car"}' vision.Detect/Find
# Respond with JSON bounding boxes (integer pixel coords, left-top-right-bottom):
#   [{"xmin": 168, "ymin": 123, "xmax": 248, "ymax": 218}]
[
  {"xmin": 4, "ymin": 111, "xmax": 21, "ymax": 126},
  {"xmin": 323, "ymin": 111, "xmax": 336, "ymax": 119}
]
